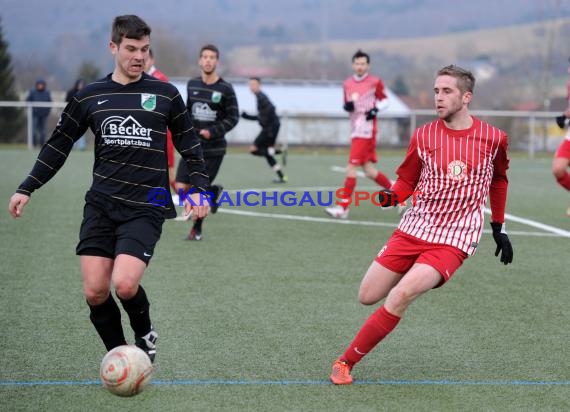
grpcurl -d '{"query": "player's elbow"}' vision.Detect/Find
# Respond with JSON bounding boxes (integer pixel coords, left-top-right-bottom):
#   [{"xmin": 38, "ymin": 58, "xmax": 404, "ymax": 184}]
[{"xmin": 552, "ymin": 159, "xmax": 568, "ymax": 178}]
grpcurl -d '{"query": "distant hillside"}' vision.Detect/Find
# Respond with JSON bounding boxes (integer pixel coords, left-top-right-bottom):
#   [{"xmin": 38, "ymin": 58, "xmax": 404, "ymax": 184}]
[
  {"xmin": 4, "ymin": 0, "xmax": 570, "ymax": 55},
  {"xmin": 3, "ymin": 0, "xmax": 570, "ymax": 94},
  {"xmin": 228, "ymin": 18, "xmax": 570, "ymax": 73}
]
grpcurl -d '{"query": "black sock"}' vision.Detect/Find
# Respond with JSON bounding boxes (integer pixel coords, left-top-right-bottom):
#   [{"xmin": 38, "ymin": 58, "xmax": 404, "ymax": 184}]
[
  {"xmin": 277, "ymin": 170, "xmax": 284, "ymax": 179},
  {"xmin": 193, "ymin": 217, "xmax": 204, "ymax": 232},
  {"xmin": 118, "ymin": 285, "xmax": 152, "ymax": 338},
  {"xmin": 88, "ymin": 294, "xmax": 127, "ymax": 351}
]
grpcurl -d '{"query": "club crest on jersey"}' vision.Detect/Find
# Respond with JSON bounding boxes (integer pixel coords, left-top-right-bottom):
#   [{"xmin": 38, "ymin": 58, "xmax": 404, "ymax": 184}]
[
  {"xmin": 447, "ymin": 160, "xmax": 467, "ymax": 181},
  {"xmin": 211, "ymin": 91, "xmax": 222, "ymax": 103},
  {"xmin": 141, "ymin": 94, "xmax": 156, "ymax": 111}
]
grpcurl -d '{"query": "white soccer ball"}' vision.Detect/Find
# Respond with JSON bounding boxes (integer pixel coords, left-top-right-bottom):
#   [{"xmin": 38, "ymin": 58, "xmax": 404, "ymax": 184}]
[{"xmin": 100, "ymin": 345, "xmax": 153, "ymax": 397}]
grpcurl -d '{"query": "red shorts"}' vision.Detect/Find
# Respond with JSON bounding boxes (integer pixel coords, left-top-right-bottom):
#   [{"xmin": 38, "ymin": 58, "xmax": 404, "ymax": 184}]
[
  {"xmin": 375, "ymin": 230, "xmax": 468, "ymax": 286},
  {"xmin": 349, "ymin": 137, "xmax": 377, "ymax": 165},
  {"xmin": 555, "ymin": 138, "xmax": 570, "ymax": 159}
]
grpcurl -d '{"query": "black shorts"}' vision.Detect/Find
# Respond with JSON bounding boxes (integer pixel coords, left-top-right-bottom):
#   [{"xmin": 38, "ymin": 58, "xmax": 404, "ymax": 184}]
[
  {"xmin": 176, "ymin": 155, "xmax": 224, "ymax": 185},
  {"xmin": 254, "ymin": 123, "xmax": 280, "ymax": 148},
  {"xmin": 76, "ymin": 191, "xmax": 165, "ymax": 265}
]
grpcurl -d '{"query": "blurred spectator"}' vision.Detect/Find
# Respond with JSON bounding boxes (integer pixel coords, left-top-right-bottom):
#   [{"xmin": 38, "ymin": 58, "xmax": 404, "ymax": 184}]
[{"xmin": 26, "ymin": 79, "xmax": 52, "ymax": 147}]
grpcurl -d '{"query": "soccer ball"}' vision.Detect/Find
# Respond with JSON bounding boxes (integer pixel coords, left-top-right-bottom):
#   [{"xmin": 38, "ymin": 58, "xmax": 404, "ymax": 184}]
[{"xmin": 100, "ymin": 345, "xmax": 153, "ymax": 397}]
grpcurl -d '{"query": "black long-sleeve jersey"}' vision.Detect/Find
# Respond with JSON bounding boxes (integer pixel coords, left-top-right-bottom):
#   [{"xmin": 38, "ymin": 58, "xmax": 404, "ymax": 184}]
[
  {"xmin": 17, "ymin": 73, "xmax": 209, "ymax": 219},
  {"xmin": 186, "ymin": 77, "xmax": 239, "ymax": 157},
  {"xmin": 242, "ymin": 91, "xmax": 280, "ymax": 129}
]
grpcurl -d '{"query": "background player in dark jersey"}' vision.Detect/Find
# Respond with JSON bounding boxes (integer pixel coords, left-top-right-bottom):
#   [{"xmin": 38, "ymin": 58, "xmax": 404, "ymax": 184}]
[
  {"xmin": 241, "ymin": 77, "xmax": 288, "ymax": 183},
  {"xmin": 8, "ymin": 15, "xmax": 209, "ymax": 363},
  {"xmin": 175, "ymin": 44, "xmax": 239, "ymax": 241}
]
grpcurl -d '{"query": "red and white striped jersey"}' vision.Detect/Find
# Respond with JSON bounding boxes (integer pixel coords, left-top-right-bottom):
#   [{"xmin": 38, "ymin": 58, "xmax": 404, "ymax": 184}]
[
  {"xmin": 343, "ymin": 74, "xmax": 387, "ymax": 139},
  {"xmin": 392, "ymin": 117, "xmax": 509, "ymax": 255}
]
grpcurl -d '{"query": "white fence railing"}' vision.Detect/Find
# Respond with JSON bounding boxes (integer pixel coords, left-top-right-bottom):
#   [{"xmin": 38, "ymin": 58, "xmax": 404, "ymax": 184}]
[{"xmin": 0, "ymin": 101, "xmax": 566, "ymax": 159}]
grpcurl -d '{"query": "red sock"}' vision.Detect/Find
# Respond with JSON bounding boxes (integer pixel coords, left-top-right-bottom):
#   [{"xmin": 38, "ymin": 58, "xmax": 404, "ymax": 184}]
[
  {"xmin": 341, "ymin": 305, "xmax": 401, "ymax": 367},
  {"xmin": 556, "ymin": 172, "xmax": 570, "ymax": 191},
  {"xmin": 340, "ymin": 177, "xmax": 357, "ymax": 210},
  {"xmin": 374, "ymin": 172, "xmax": 392, "ymax": 189}
]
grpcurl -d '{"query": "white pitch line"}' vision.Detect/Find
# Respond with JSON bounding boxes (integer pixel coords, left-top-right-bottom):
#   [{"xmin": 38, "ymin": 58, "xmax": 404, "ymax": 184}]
[
  {"xmin": 218, "ymin": 208, "xmax": 397, "ymax": 228},
  {"xmin": 483, "ymin": 208, "xmax": 570, "ymax": 238},
  {"xmin": 171, "ymin": 175, "xmax": 569, "ymax": 238},
  {"xmin": 331, "ymin": 165, "xmax": 365, "ymax": 177},
  {"xmin": 217, "ymin": 208, "xmax": 563, "ymax": 237},
  {"xmin": 330, "ymin": 165, "xmax": 570, "ymax": 239}
]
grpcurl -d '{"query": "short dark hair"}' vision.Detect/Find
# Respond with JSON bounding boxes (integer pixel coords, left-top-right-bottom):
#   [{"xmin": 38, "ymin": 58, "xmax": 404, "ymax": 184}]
[
  {"xmin": 200, "ymin": 44, "xmax": 219, "ymax": 59},
  {"xmin": 249, "ymin": 77, "xmax": 261, "ymax": 83},
  {"xmin": 111, "ymin": 15, "xmax": 151, "ymax": 45},
  {"xmin": 352, "ymin": 49, "xmax": 370, "ymax": 63},
  {"xmin": 437, "ymin": 65, "xmax": 476, "ymax": 94}
]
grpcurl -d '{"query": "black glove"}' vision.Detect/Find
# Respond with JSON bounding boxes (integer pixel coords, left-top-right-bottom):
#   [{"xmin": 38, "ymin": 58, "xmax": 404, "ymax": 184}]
[
  {"xmin": 378, "ymin": 190, "xmax": 399, "ymax": 208},
  {"xmin": 365, "ymin": 107, "xmax": 378, "ymax": 121},
  {"xmin": 241, "ymin": 111, "xmax": 249, "ymax": 119},
  {"xmin": 555, "ymin": 114, "xmax": 567, "ymax": 129},
  {"xmin": 343, "ymin": 101, "xmax": 354, "ymax": 112},
  {"xmin": 490, "ymin": 222, "xmax": 513, "ymax": 265}
]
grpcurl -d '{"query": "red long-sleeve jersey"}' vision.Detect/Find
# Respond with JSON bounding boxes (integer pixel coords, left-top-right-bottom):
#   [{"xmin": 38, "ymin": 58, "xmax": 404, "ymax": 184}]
[
  {"xmin": 391, "ymin": 116, "xmax": 509, "ymax": 255},
  {"xmin": 343, "ymin": 74, "xmax": 387, "ymax": 139}
]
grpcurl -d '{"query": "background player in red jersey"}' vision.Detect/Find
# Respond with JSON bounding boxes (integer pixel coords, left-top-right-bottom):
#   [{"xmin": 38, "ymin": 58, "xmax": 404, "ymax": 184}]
[
  {"xmin": 145, "ymin": 48, "xmax": 176, "ymax": 192},
  {"xmin": 325, "ymin": 49, "xmax": 394, "ymax": 219},
  {"xmin": 329, "ymin": 65, "xmax": 513, "ymax": 385},
  {"xmin": 552, "ymin": 58, "xmax": 570, "ymax": 217}
]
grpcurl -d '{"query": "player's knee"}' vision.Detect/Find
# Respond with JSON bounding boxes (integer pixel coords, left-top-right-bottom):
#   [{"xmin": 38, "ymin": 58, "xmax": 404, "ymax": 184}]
[
  {"xmin": 114, "ymin": 281, "xmax": 139, "ymax": 301},
  {"xmin": 364, "ymin": 170, "xmax": 377, "ymax": 179},
  {"xmin": 385, "ymin": 287, "xmax": 414, "ymax": 311},
  {"xmin": 84, "ymin": 287, "xmax": 110, "ymax": 306},
  {"xmin": 552, "ymin": 163, "xmax": 566, "ymax": 178}
]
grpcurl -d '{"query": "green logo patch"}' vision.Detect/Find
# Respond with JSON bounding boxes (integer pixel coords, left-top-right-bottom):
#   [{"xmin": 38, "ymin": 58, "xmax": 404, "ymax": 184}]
[
  {"xmin": 141, "ymin": 94, "xmax": 157, "ymax": 111},
  {"xmin": 211, "ymin": 91, "xmax": 222, "ymax": 103}
]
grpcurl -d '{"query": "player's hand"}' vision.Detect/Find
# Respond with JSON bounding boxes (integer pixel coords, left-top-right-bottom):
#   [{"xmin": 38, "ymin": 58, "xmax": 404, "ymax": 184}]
[
  {"xmin": 490, "ymin": 222, "xmax": 513, "ymax": 265},
  {"xmin": 365, "ymin": 107, "xmax": 379, "ymax": 121},
  {"xmin": 8, "ymin": 193, "xmax": 30, "ymax": 218},
  {"xmin": 343, "ymin": 101, "xmax": 354, "ymax": 112},
  {"xmin": 377, "ymin": 190, "xmax": 399, "ymax": 208},
  {"xmin": 184, "ymin": 192, "xmax": 209, "ymax": 221},
  {"xmin": 555, "ymin": 114, "xmax": 568, "ymax": 129},
  {"xmin": 199, "ymin": 129, "xmax": 211, "ymax": 140},
  {"xmin": 241, "ymin": 111, "xmax": 249, "ymax": 118}
]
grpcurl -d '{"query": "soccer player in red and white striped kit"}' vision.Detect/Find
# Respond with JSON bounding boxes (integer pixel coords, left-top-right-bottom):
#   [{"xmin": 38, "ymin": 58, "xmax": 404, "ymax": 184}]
[
  {"xmin": 552, "ymin": 58, "xmax": 570, "ymax": 217},
  {"xmin": 330, "ymin": 65, "xmax": 514, "ymax": 385},
  {"xmin": 325, "ymin": 49, "xmax": 394, "ymax": 219}
]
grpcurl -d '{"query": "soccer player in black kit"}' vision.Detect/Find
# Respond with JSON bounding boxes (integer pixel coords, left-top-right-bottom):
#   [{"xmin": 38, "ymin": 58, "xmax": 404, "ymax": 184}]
[
  {"xmin": 241, "ymin": 77, "xmax": 287, "ymax": 183},
  {"xmin": 175, "ymin": 44, "xmax": 240, "ymax": 241},
  {"xmin": 8, "ymin": 15, "xmax": 210, "ymax": 363}
]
